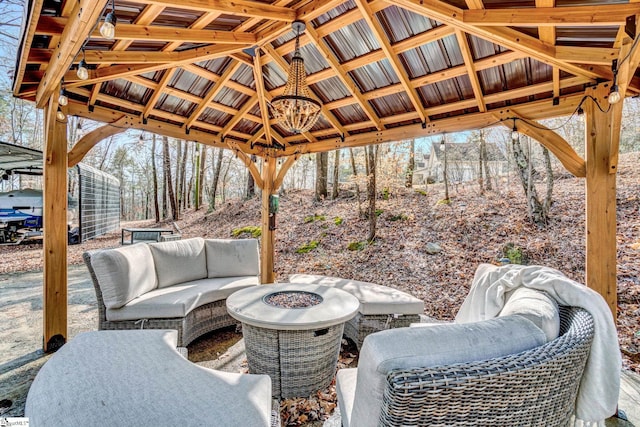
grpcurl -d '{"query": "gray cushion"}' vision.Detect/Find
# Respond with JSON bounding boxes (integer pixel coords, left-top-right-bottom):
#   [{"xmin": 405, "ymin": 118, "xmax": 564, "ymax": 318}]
[
  {"xmin": 350, "ymin": 315, "xmax": 547, "ymax": 427},
  {"xmin": 106, "ymin": 276, "xmax": 259, "ymax": 321},
  {"xmin": 336, "ymin": 368, "xmax": 358, "ymax": 427},
  {"xmin": 288, "ymin": 274, "xmax": 423, "ymax": 315},
  {"xmin": 205, "ymin": 239, "xmax": 260, "ymax": 278},
  {"xmin": 25, "ymin": 330, "xmax": 272, "ymax": 427},
  {"xmin": 149, "ymin": 237, "xmax": 207, "ymax": 288},
  {"xmin": 499, "ymin": 287, "xmax": 560, "ymax": 342},
  {"xmin": 89, "ymin": 244, "xmax": 157, "ymax": 309}
]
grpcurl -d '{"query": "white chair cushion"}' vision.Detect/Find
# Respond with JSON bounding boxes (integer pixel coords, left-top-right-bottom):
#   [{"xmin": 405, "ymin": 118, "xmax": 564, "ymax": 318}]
[
  {"xmin": 26, "ymin": 330, "xmax": 272, "ymax": 427},
  {"xmin": 499, "ymin": 287, "xmax": 560, "ymax": 342},
  {"xmin": 89, "ymin": 244, "xmax": 157, "ymax": 309},
  {"xmin": 149, "ymin": 237, "xmax": 207, "ymax": 288},
  {"xmin": 336, "ymin": 368, "xmax": 358, "ymax": 427},
  {"xmin": 350, "ymin": 315, "xmax": 547, "ymax": 427},
  {"xmin": 106, "ymin": 276, "xmax": 259, "ymax": 321},
  {"xmin": 205, "ymin": 239, "xmax": 260, "ymax": 278},
  {"xmin": 288, "ymin": 274, "xmax": 423, "ymax": 315}
]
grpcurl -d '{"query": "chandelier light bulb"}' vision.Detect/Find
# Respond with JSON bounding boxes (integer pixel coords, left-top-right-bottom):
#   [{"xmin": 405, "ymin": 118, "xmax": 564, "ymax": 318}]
[
  {"xmin": 77, "ymin": 59, "xmax": 89, "ymax": 80},
  {"xmin": 58, "ymin": 88, "xmax": 68, "ymax": 106},
  {"xmin": 100, "ymin": 12, "xmax": 117, "ymax": 40},
  {"xmin": 511, "ymin": 128, "xmax": 519, "ymax": 141}
]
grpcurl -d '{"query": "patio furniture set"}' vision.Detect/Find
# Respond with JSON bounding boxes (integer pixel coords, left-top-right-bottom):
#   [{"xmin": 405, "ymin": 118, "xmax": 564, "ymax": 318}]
[{"xmin": 25, "ymin": 237, "xmax": 614, "ymax": 426}]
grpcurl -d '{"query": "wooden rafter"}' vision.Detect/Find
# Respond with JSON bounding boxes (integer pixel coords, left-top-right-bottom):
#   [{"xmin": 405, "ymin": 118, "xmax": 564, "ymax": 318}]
[
  {"xmin": 226, "ymin": 141, "xmax": 263, "ymax": 187},
  {"xmin": 140, "ymin": 0, "xmax": 295, "ymax": 21},
  {"xmin": 455, "ymin": 30, "xmax": 486, "ymax": 112},
  {"xmin": 12, "ymin": 0, "xmax": 44, "ymax": 95},
  {"xmin": 35, "ymin": 0, "xmax": 108, "ymax": 107},
  {"xmin": 305, "ymin": 24, "xmax": 384, "ymax": 130},
  {"xmin": 143, "ymin": 69, "xmax": 176, "ymax": 120},
  {"xmin": 462, "ymin": 4, "xmax": 640, "ymax": 26},
  {"xmin": 221, "ymin": 95, "xmax": 259, "ymax": 137},
  {"xmin": 354, "ymin": 0, "xmax": 427, "ymax": 123},
  {"xmin": 253, "ymin": 50, "xmax": 274, "ymax": 147},
  {"xmin": 389, "ymin": 0, "xmax": 609, "ymax": 81},
  {"xmin": 185, "ymin": 61, "xmax": 242, "ymax": 130}
]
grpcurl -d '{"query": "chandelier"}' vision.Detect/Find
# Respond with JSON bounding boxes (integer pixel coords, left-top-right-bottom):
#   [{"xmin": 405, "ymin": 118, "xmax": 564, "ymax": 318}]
[{"xmin": 269, "ymin": 21, "xmax": 321, "ymax": 134}]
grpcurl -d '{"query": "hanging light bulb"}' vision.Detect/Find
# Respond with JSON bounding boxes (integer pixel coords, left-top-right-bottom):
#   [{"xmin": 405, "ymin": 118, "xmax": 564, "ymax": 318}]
[
  {"xmin": 77, "ymin": 49, "xmax": 89, "ymax": 80},
  {"xmin": 511, "ymin": 124, "xmax": 519, "ymax": 141},
  {"xmin": 56, "ymin": 107, "xmax": 65, "ymax": 121},
  {"xmin": 608, "ymin": 59, "xmax": 621, "ymax": 105},
  {"xmin": 100, "ymin": 0, "xmax": 117, "ymax": 40},
  {"xmin": 58, "ymin": 87, "xmax": 68, "ymax": 106}
]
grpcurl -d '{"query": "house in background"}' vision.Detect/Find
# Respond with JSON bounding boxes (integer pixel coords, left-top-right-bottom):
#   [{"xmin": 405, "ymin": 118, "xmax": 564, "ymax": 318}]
[{"xmin": 413, "ymin": 142, "xmax": 509, "ymax": 185}]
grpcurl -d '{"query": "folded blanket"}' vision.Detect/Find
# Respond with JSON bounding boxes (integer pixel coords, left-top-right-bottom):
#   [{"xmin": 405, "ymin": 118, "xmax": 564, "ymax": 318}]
[{"xmin": 455, "ymin": 263, "xmax": 620, "ymax": 427}]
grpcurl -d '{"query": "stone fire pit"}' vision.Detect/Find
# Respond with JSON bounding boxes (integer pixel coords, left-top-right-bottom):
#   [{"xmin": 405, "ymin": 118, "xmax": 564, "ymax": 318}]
[{"xmin": 226, "ymin": 283, "xmax": 359, "ymax": 398}]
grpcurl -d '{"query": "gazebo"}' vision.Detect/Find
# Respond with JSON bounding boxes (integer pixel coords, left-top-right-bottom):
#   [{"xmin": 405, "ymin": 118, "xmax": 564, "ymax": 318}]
[{"xmin": 12, "ymin": 0, "xmax": 639, "ymax": 352}]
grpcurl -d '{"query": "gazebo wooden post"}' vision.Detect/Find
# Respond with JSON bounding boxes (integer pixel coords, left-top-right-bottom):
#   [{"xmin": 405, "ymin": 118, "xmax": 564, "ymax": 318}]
[
  {"xmin": 584, "ymin": 83, "xmax": 619, "ymax": 321},
  {"xmin": 260, "ymin": 156, "xmax": 277, "ymax": 284},
  {"xmin": 43, "ymin": 89, "xmax": 68, "ymax": 352}
]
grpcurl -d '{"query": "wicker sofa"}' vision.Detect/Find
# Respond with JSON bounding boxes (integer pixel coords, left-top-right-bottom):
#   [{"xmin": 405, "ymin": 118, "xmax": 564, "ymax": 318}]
[
  {"xmin": 84, "ymin": 237, "xmax": 260, "ymax": 346},
  {"xmin": 26, "ymin": 329, "xmax": 277, "ymax": 427},
  {"xmin": 288, "ymin": 274, "xmax": 424, "ymax": 349},
  {"xmin": 336, "ymin": 305, "xmax": 594, "ymax": 427}
]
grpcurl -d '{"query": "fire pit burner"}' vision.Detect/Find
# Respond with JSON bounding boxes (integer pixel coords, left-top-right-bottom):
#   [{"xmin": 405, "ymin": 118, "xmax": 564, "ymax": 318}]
[{"xmin": 263, "ymin": 291, "xmax": 323, "ymax": 308}]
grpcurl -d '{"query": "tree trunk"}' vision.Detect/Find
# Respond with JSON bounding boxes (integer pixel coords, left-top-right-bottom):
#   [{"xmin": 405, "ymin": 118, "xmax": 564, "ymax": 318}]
[
  {"xmin": 511, "ymin": 135, "xmax": 546, "ymax": 226},
  {"xmin": 542, "ymin": 146, "xmax": 553, "ymax": 216},
  {"xmin": 179, "ymin": 141, "xmax": 188, "ymax": 211},
  {"xmin": 151, "ymin": 134, "xmax": 160, "ymax": 222},
  {"xmin": 405, "ymin": 139, "xmax": 415, "ymax": 188},
  {"xmin": 315, "ymin": 152, "xmax": 328, "ymax": 201},
  {"xmin": 163, "ymin": 136, "xmax": 178, "ymax": 220},
  {"xmin": 175, "ymin": 139, "xmax": 182, "ymax": 213},
  {"xmin": 209, "ymin": 148, "xmax": 224, "ymax": 211},
  {"xmin": 478, "ymin": 132, "xmax": 485, "ymax": 193},
  {"xmin": 481, "ymin": 130, "xmax": 492, "ymax": 191},
  {"xmin": 349, "ymin": 148, "xmax": 362, "ymax": 217},
  {"xmin": 332, "ymin": 150, "xmax": 340, "ymax": 199},
  {"xmin": 246, "ymin": 156, "xmax": 256, "ymax": 198},
  {"xmin": 365, "ymin": 145, "xmax": 378, "ymax": 242},
  {"xmin": 198, "ymin": 145, "xmax": 207, "ymax": 209},
  {"xmin": 442, "ymin": 143, "xmax": 449, "ymax": 201}
]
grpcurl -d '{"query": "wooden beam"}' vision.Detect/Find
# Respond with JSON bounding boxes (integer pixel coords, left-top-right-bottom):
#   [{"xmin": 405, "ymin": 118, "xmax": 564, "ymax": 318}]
[
  {"xmin": 260, "ymin": 157, "xmax": 277, "ymax": 284},
  {"xmin": 43, "ymin": 89, "xmax": 68, "ymax": 352},
  {"xmin": 495, "ymin": 112, "xmax": 585, "ymax": 177},
  {"xmin": 227, "ymin": 141, "xmax": 263, "ymax": 188},
  {"xmin": 389, "ymin": 0, "xmax": 608, "ymax": 81},
  {"xmin": 584, "ymin": 83, "xmax": 617, "ymax": 319},
  {"xmin": 185, "ymin": 61, "xmax": 241, "ymax": 130},
  {"xmin": 555, "ymin": 46, "xmax": 618, "ymax": 66},
  {"xmin": 221, "ymin": 95, "xmax": 259, "ymax": 136},
  {"xmin": 143, "ymin": 69, "xmax": 176, "ymax": 120},
  {"xmin": 253, "ymin": 51, "xmax": 274, "ymax": 147},
  {"xmin": 305, "ymin": 24, "xmax": 384, "ymax": 130},
  {"xmin": 354, "ymin": 0, "xmax": 427, "ymax": 123},
  {"xmin": 274, "ymin": 154, "xmax": 300, "ymax": 190},
  {"xmin": 35, "ymin": 0, "xmax": 109, "ymax": 107},
  {"xmin": 455, "ymin": 30, "xmax": 486, "ymax": 112},
  {"xmin": 536, "ymin": 0, "xmax": 556, "ymax": 46},
  {"xmin": 609, "ymin": 38, "xmax": 632, "ymax": 173},
  {"xmin": 140, "ymin": 0, "xmax": 295, "ymax": 21},
  {"xmin": 462, "ymin": 4, "xmax": 640, "ymax": 26},
  {"xmin": 68, "ymin": 119, "xmax": 128, "ymax": 167},
  {"xmin": 12, "ymin": 0, "xmax": 44, "ymax": 95}
]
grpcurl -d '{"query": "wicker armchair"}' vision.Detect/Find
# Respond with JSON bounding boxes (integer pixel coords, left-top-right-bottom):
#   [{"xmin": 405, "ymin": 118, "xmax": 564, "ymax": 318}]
[{"xmin": 337, "ymin": 306, "xmax": 595, "ymax": 427}]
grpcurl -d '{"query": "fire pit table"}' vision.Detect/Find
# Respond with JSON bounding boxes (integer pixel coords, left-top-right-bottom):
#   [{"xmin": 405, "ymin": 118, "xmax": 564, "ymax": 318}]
[{"xmin": 226, "ymin": 283, "xmax": 359, "ymax": 398}]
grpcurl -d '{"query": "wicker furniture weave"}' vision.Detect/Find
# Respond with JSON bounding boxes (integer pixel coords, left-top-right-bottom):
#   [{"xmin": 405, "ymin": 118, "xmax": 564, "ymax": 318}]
[
  {"xmin": 244, "ymin": 323, "xmax": 344, "ymax": 398},
  {"xmin": 378, "ymin": 306, "xmax": 594, "ymax": 427},
  {"xmin": 345, "ymin": 312, "xmax": 421, "ymax": 349},
  {"xmin": 84, "ymin": 251, "xmax": 239, "ymax": 346}
]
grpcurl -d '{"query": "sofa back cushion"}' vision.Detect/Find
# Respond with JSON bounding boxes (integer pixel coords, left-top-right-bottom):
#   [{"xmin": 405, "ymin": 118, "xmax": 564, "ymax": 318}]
[
  {"xmin": 89, "ymin": 244, "xmax": 158, "ymax": 309},
  {"xmin": 205, "ymin": 239, "xmax": 260, "ymax": 278},
  {"xmin": 499, "ymin": 287, "xmax": 560, "ymax": 342},
  {"xmin": 149, "ymin": 237, "xmax": 207, "ymax": 288},
  {"xmin": 351, "ymin": 315, "xmax": 547, "ymax": 427}
]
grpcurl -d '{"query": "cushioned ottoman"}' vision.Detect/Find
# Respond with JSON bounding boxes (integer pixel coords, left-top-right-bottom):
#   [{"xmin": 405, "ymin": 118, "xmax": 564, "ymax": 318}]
[{"xmin": 288, "ymin": 274, "xmax": 424, "ymax": 349}]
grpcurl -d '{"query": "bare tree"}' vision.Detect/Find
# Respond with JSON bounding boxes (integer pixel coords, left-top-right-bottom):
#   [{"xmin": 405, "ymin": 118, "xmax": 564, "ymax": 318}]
[
  {"xmin": 542, "ymin": 146, "xmax": 554, "ymax": 216},
  {"xmin": 151, "ymin": 134, "xmax": 160, "ymax": 222},
  {"xmin": 511, "ymin": 135, "xmax": 546, "ymax": 226},
  {"xmin": 405, "ymin": 139, "xmax": 415, "ymax": 188},
  {"xmin": 163, "ymin": 136, "xmax": 178, "ymax": 220},
  {"xmin": 349, "ymin": 148, "xmax": 362, "ymax": 217},
  {"xmin": 315, "ymin": 152, "xmax": 328, "ymax": 201},
  {"xmin": 208, "ymin": 148, "xmax": 224, "ymax": 211},
  {"xmin": 332, "ymin": 150, "xmax": 340, "ymax": 199},
  {"xmin": 365, "ymin": 145, "xmax": 378, "ymax": 242}
]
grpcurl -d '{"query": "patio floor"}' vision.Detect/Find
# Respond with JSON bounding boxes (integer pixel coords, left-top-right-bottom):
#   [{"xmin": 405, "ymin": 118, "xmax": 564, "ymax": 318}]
[{"xmin": 0, "ymin": 265, "xmax": 638, "ymax": 425}]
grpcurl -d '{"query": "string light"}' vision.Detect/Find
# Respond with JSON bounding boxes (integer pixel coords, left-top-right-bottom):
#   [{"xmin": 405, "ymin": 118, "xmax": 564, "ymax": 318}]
[
  {"xmin": 511, "ymin": 122, "xmax": 519, "ymax": 141},
  {"xmin": 100, "ymin": 0, "xmax": 117, "ymax": 40},
  {"xmin": 58, "ymin": 87, "xmax": 68, "ymax": 106},
  {"xmin": 608, "ymin": 59, "xmax": 621, "ymax": 105},
  {"xmin": 77, "ymin": 48, "xmax": 89, "ymax": 80},
  {"xmin": 56, "ymin": 107, "xmax": 65, "ymax": 121}
]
